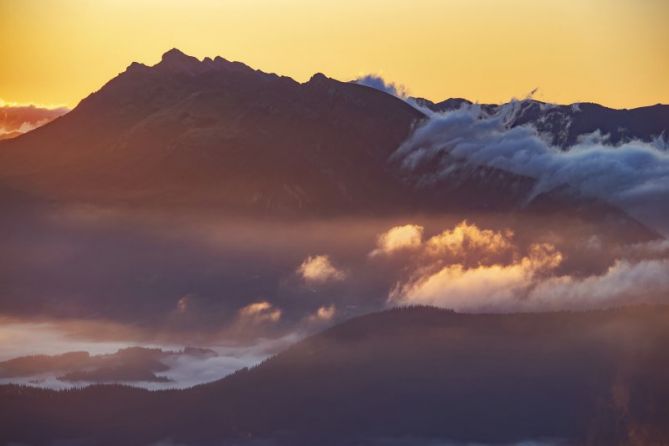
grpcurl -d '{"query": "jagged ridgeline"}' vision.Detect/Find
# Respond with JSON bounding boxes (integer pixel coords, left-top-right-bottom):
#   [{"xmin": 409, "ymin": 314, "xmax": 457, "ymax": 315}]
[{"xmin": 0, "ymin": 49, "xmax": 666, "ymax": 224}]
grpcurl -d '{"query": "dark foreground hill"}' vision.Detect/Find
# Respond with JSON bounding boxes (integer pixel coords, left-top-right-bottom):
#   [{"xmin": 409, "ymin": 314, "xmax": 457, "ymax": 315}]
[{"xmin": 2, "ymin": 306, "xmax": 669, "ymax": 445}]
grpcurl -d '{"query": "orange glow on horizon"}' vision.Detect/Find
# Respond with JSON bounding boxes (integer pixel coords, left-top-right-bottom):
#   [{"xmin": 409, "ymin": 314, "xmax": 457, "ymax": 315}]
[
  {"xmin": 0, "ymin": 0, "xmax": 668, "ymax": 109},
  {"xmin": 0, "ymin": 98, "xmax": 69, "ymax": 110}
]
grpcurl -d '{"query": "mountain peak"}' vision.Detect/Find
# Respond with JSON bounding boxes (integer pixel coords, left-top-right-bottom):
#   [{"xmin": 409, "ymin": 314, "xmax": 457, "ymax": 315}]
[
  {"xmin": 158, "ymin": 48, "xmax": 201, "ymax": 72},
  {"xmin": 161, "ymin": 47, "xmax": 190, "ymax": 61},
  {"xmin": 309, "ymin": 72, "xmax": 328, "ymax": 82}
]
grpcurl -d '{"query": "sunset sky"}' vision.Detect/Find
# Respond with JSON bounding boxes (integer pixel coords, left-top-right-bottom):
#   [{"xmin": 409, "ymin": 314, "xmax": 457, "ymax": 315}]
[{"xmin": 1, "ymin": 0, "xmax": 667, "ymax": 109}]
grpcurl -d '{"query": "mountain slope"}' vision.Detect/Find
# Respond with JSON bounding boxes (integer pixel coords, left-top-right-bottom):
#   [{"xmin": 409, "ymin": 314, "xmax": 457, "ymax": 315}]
[
  {"xmin": 0, "ymin": 49, "xmax": 425, "ymax": 213},
  {"xmin": 2, "ymin": 306, "xmax": 669, "ymax": 445}
]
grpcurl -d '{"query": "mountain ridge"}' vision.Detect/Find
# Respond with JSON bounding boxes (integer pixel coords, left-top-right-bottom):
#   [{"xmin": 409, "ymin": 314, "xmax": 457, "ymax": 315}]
[
  {"xmin": 0, "ymin": 49, "xmax": 663, "ymax": 242},
  {"xmin": 0, "ymin": 49, "xmax": 426, "ymax": 213}
]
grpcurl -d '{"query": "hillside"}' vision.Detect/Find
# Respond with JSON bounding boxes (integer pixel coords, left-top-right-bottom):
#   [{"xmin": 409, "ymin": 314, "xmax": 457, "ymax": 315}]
[
  {"xmin": 2, "ymin": 306, "xmax": 669, "ymax": 445},
  {"xmin": 0, "ymin": 49, "xmax": 424, "ymax": 213}
]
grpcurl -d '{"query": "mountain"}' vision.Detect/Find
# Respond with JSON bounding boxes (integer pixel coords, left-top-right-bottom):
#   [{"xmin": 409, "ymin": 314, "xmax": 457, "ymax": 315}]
[
  {"xmin": 417, "ymin": 96, "xmax": 669, "ymax": 148},
  {"xmin": 0, "ymin": 49, "xmax": 664, "ymax": 230},
  {"xmin": 2, "ymin": 306, "xmax": 669, "ymax": 445},
  {"xmin": 0, "ymin": 49, "xmax": 425, "ymax": 213}
]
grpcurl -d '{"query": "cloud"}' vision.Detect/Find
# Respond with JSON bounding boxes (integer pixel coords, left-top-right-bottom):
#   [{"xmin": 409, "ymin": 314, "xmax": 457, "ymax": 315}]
[
  {"xmin": 238, "ymin": 301, "xmax": 282, "ymax": 324},
  {"xmin": 209, "ymin": 301, "xmax": 289, "ymax": 347},
  {"xmin": 393, "ymin": 104, "xmax": 669, "ymax": 235},
  {"xmin": 0, "ymin": 337, "xmax": 298, "ymax": 390},
  {"xmin": 525, "ymin": 258, "xmax": 669, "ymax": 311},
  {"xmin": 385, "ymin": 221, "xmax": 669, "ymax": 312},
  {"xmin": 424, "ymin": 220, "xmax": 515, "ymax": 261},
  {"xmin": 308, "ymin": 304, "xmax": 336, "ymax": 323},
  {"xmin": 176, "ymin": 295, "xmax": 191, "ymax": 313},
  {"xmin": 371, "ymin": 224, "xmax": 424, "ymax": 256},
  {"xmin": 390, "ymin": 241, "xmax": 562, "ymax": 312},
  {"xmin": 0, "ymin": 318, "xmax": 139, "ymax": 361},
  {"xmin": 354, "ymin": 74, "xmax": 408, "ymax": 98},
  {"xmin": 624, "ymin": 239, "xmax": 669, "ymax": 257},
  {"xmin": 371, "ymin": 221, "xmax": 514, "ymax": 264},
  {"xmin": 0, "ymin": 102, "xmax": 69, "ymax": 139},
  {"xmin": 297, "ymin": 255, "xmax": 346, "ymax": 283}
]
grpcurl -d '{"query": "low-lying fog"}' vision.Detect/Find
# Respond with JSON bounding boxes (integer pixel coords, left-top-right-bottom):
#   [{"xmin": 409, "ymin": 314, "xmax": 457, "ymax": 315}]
[{"xmin": 1, "ymin": 203, "xmax": 668, "ymax": 388}]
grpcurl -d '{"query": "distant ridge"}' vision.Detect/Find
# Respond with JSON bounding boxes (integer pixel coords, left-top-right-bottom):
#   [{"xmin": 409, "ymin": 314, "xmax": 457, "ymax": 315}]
[{"xmin": 414, "ymin": 96, "xmax": 669, "ymax": 147}]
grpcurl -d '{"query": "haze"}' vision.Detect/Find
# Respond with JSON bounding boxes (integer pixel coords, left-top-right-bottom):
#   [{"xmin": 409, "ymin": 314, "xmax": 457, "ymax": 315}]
[{"xmin": 1, "ymin": 4, "xmax": 669, "ymax": 442}]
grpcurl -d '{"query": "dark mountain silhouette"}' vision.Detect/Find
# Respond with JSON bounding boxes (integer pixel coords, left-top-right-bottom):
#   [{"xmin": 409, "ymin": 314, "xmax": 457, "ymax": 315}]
[
  {"xmin": 0, "ymin": 49, "xmax": 663, "ymax": 237},
  {"xmin": 2, "ymin": 306, "xmax": 669, "ymax": 445},
  {"xmin": 0, "ymin": 49, "xmax": 425, "ymax": 213}
]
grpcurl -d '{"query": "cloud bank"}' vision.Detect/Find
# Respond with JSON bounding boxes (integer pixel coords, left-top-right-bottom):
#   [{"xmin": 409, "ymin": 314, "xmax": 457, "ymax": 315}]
[
  {"xmin": 526, "ymin": 258, "xmax": 669, "ymax": 311},
  {"xmin": 382, "ymin": 222, "xmax": 669, "ymax": 312},
  {"xmin": 0, "ymin": 338, "xmax": 296, "ymax": 390},
  {"xmin": 392, "ymin": 103, "xmax": 669, "ymax": 235},
  {"xmin": 0, "ymin": 103, "xmax": 69, "ymax": 140}
]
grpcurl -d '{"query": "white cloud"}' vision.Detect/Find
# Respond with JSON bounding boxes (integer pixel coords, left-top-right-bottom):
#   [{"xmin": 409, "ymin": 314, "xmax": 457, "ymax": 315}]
[
  {"xmin": 390, "ymin": 242, "xmax": 562, "ymax": 312},
  {"xmin": 384, "ymin": 221, "xmax": 669, "ymax": 312},
  {"xmin": 393, "ymin": 105, "xmax": 669, "ymax": 236},
  {"xmin": 238, "ymin": 301, "xmax": 282, "ymax": 324},
  {"xmin": 371, "ymin": 224, "xmax": 424, "ymax": 256},
  {"xmin": 424, "ymin": 220, "xmax": 514, "ymax": 260},
  {"xmin": 297, "ymin": 255, "xmax": 346, "ymax": 283},
  {"xmin": 526, "ymin": 258, "xmax": 669, "ymax": 311},
  {"xmin": 354, "ymin": 74, "xmax": 408, "ymax": 98}
]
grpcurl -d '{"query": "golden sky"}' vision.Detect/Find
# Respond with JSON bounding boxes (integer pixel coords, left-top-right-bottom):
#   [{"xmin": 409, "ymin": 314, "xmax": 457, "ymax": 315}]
[{"xmin": 1, "ymin": 0, "xmax": 667, "ymax": 108}]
